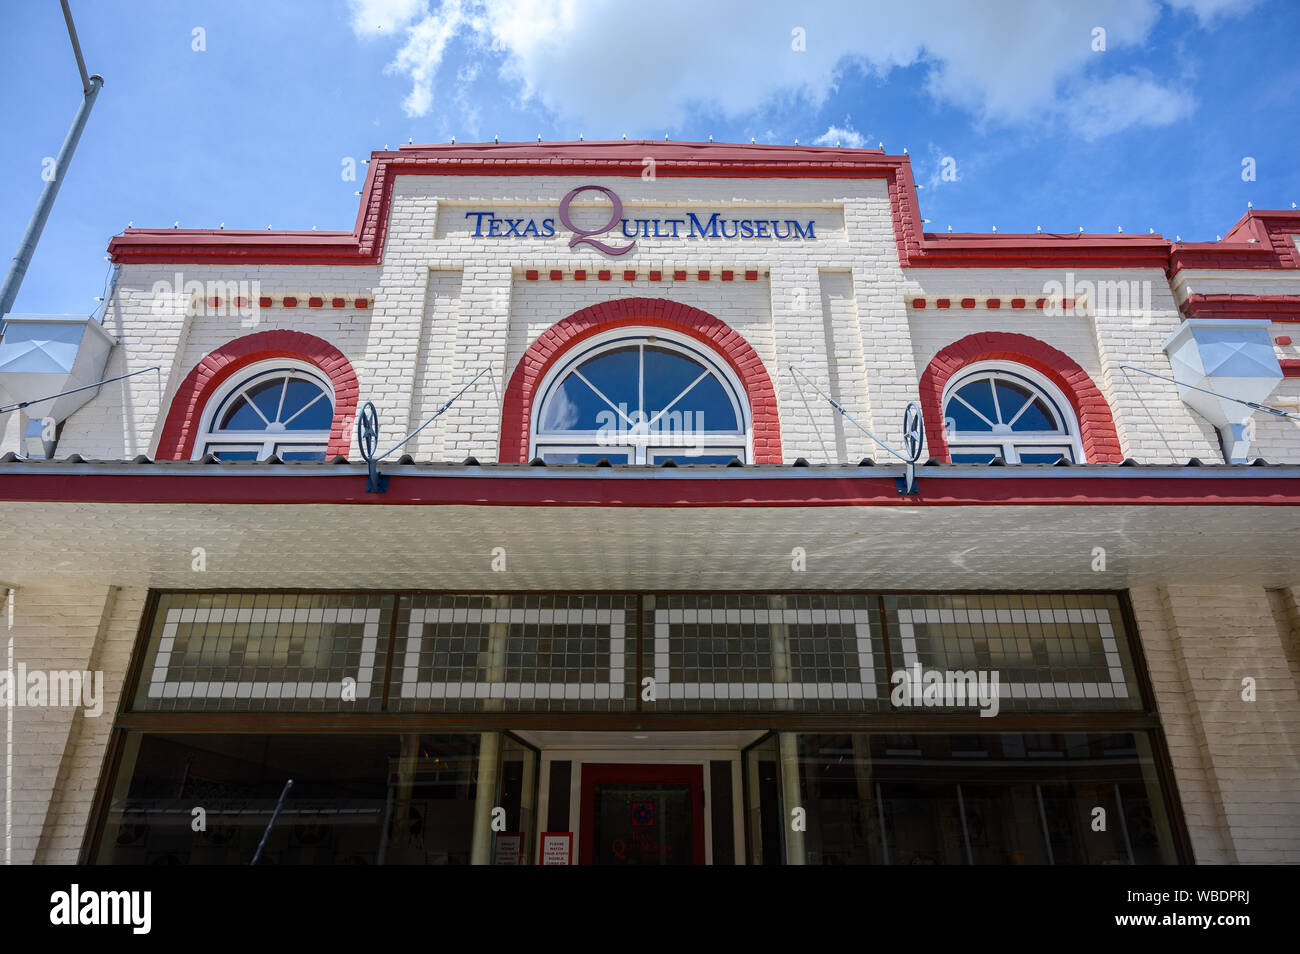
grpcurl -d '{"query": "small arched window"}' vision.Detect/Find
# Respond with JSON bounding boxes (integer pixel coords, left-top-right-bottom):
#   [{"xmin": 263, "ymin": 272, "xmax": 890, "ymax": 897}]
[
  {"xmin": 195, "ymin": 362, "xmax": 334, "ymax": 461},
  {"xmin": 942, "ymin": 364, "xmax": 1083, "ymax": 464},
  {"xmin": 531, "ymin": 329, "xmax": 750, "ymax": 464}
]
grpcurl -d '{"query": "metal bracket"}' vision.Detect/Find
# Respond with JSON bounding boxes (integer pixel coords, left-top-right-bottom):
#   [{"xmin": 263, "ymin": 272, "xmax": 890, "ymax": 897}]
[
  {"xmin": 354, "ymin": 369, "xmax": 488, "ymax": 493},
  {"xmin": 357, "ymin": 402, "xmax": 388, "ymax": 493},
  {"xmin": 896, "ymin": 401, "xmax": 925, "ymax": 495}
]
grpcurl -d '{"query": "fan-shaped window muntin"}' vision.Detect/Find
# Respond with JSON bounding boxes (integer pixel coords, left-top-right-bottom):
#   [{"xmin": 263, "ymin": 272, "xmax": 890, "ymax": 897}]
[
  {"xmin": 942, "ymin": 365, "xmax": 1083, "ymax": 465},
  {"xmin": 531, "ymin": 329, "xmax": 750, "ymax": 465},
  {"xmin": 196, "ymin": 363, "xmax": 334, "ymax": 462}
]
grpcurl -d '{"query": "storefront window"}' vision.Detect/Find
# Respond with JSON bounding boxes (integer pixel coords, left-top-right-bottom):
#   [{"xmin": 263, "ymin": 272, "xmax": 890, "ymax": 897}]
[
  {"xmin": 792, "ymin": 732, "xmax": 1178, "ymax": 865},
  {"xmin": 96, "ymin": 734, "xmax": 481, "ymax": 865}
]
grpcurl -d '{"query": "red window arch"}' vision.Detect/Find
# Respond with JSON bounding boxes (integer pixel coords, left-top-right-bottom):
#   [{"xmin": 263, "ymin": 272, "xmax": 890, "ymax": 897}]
[
  {"xmin": 918, "ymin": 332, "xmax": 1123, "ymax": 463},
  {"xmin": 499, "ymin": 298, "xmax": 782, "ymax": 464},
  {"xmin": 155, "ymin": 330, "xmax": 359, "ymax": 460}
]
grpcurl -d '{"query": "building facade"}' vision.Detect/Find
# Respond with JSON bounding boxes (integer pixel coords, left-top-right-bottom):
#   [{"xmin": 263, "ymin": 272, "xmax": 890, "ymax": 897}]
[{"xmin": 0, "ymin": 141, "xmax": 1298, "ymax": 865}]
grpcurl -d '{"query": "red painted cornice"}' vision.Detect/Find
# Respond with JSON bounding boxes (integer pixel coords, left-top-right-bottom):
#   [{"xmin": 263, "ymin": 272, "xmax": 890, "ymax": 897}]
[
  {"xmin": 105, "ymin": 141, "xmax": 1300, "ymax": 273},
  {"xmin": 2, "ymin": 469, "xmax": 1300, "ymax": 507},
  {"xmin": 1169, "ymin": 210, "xmax": 1300, "ymax": 276},
  {"xmin": 1179, "ymin": 293, "xmax": 1300, "ymax": 322}
]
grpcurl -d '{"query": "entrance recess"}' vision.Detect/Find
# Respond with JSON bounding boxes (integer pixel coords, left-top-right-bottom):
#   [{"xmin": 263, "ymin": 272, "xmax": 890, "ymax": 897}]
[{"xmin": 579, "ymin": 764, "xmax": 706, "ymax": 865}]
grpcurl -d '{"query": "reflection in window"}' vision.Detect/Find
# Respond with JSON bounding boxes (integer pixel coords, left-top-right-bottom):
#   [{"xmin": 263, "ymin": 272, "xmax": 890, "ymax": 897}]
[
  {"xmin": 95, "ymin": 733, "xmax": 482, "ymax": 865},
  {"xmin": 533, "ymin": 332, "xmax": 749, "ymax": 465},
  {"xmin": 793, "ymin": 732, "xmax": 1178, "ymax": 865},
  {"xmin": 197, "ymin": 365, "xmax": 333, "ymax": 461},
  {"xmin": 943, "ymin": 367, "xmax": 1083, "ymax": 464}
]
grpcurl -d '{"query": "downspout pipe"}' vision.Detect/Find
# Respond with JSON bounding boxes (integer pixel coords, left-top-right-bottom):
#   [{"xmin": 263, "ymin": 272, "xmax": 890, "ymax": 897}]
[{"xmin": 0, "ymin": 72, "xmax": 103, "ymax": 333}]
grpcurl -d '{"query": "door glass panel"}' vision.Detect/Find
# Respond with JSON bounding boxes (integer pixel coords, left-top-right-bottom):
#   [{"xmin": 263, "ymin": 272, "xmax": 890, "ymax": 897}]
[
  {"xmin": 591, "ymin": 782, "xmax": 694, "ymax": 865},
  {"xmin": 494, "ymin": 737, "xmax": 538, "ymax": 864},
  {"xmin": 744, "ymin": 736, "xmax": 783, "ymax": 865}
]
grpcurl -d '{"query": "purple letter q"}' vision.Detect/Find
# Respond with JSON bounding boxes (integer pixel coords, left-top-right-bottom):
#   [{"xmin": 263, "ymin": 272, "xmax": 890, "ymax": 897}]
[{"xmin": 558, "ymin": 185, "xmax": 635, "ymax": 257}]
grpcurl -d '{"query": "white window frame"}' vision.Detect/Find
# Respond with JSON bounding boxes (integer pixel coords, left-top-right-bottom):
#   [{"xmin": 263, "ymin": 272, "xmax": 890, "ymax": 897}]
[
  {"xmin": 193, "ymin": 359, "xmax": 335, "ymax": 461},
  {"xmin": 530, "ymin": 327, "xmax": 752, "ymax": 465},
  {"xmin": 941, "ymin": 361, "xmax": 1086, "ymax": 464}
]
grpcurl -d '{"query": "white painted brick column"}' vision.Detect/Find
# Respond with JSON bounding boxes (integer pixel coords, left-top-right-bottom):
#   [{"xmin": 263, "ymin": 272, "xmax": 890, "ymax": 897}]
[
  {"xmin": 771, "ymin": 264, "xmax": 838, "ymax": 462},
  {"xmin": 440, "ymin": 265, "xmax": 513, "ymax": 461},
  {"xmin": 1136, "ymin": 584, "xmax": 1300, "ymax": 863},
  {"xmin": 853, "ymin": 271, "xmax": 916, "ymax": 459},
  {"xmin": 408, "ymin": 270, "xmax": 465, "ymax": 460},
  {"xmin": 1, "ymin": 584, "xmax": 139, "ymax": 864}
]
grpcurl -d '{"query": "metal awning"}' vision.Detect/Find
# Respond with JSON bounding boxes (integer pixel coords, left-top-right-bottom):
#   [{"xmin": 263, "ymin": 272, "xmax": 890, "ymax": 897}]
[{"xmin": 0, "ymin": 457, "xmax": 1297, "ymax": 591}]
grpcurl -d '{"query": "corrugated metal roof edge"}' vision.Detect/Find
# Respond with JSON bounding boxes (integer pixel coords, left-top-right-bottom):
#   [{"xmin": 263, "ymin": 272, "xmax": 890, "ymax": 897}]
[{"xmin": 0, "ymin": 452, "xmax": 1297, "ymax": 480}]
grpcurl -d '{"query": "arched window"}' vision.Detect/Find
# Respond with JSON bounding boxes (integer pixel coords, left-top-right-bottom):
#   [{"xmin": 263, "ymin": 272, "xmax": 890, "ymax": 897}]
[
  {"xmin": 942, "ymin": 363, "xmax": 1084, "ymax": 464},
  {"xmin": 531, "ymin": 329, "xmax": 750, "ymax": 464},
  {"xmin": 194, "ymin": 361, "xmax": 334, "ymax": 461}
]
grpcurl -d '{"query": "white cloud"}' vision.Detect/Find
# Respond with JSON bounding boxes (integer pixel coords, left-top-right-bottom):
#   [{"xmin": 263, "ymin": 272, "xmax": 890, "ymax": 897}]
[
  {"xmin": 350, "ymin": 0, "xmax": 1244, "ymax": 137},
  {"xmin": 386, "ymin": 0, "xmax": 471, "ymax": 116},
  {"xmin": 347, "ymin": 0, "xmax": 428, "ymax": 36},
  {"xmin": 1164, "ymin": 0, "xmax": 1261, "ymax": 24},
  {"xmin": 1066, "ymin": 72, "xmax": 1197, "ymax": 141},
  {"xmin": 813, "ymin": 125, "xmax": 868, "ymax": 149}
]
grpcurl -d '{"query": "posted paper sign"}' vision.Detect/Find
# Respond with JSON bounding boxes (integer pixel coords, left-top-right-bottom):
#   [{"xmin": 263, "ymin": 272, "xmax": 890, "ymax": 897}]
[
  {"xmin": 540, "ymin": 832, "xmax": 572, "ymax": 865},
  {"xmin": 494, "ymin": 833, "xmax": 522, "ymax": 865}
]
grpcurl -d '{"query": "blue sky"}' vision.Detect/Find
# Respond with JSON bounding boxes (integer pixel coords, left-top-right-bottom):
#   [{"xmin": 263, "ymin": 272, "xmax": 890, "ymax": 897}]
[{"xmin": 1, "ymin": 0, "xmax": 1296, "ymax": 316}]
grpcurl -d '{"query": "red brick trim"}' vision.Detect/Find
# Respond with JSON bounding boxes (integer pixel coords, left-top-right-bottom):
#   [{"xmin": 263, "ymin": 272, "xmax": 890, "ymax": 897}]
[
  {"xmin": 499, "ymin": 297, "xmax": 782, "ymax": 463},
  {"xmin": 918, "ymin": 332, "xmax": 1123, "ymax": 464},
  {"xmin": 156, "ymin": 330, "xmax": 360, "ymax": 460},
  {"xmin": 1179, "ymin": 293, "xmax": 1300, "ymax": 322}
]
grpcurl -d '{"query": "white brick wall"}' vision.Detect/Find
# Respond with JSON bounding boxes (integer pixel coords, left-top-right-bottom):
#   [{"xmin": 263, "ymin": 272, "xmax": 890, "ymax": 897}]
[
  {"xmin": 17, "ymin": 173, "xmax": 1295, "ymax": 465},
  {"xmin": 0, "ymin": 584, "xmax": 143, "ymax": 865},
  {"xmin": 1133, "ymin": 584, "xmax": 1300, "ymax": 864}
]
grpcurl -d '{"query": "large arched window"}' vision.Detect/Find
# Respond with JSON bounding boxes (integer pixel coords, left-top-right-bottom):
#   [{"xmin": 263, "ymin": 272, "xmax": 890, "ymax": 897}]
[
  {"xmin": 194, "ymin": 361, "xmax": 334, "ymax": 461},
  {"xmin": 942, "ymin": 363, "xmax": 1084, "ymax": 464},
  {"xmin": 531, "ymin": 329, "xmax": 750, "ymax": 464}
]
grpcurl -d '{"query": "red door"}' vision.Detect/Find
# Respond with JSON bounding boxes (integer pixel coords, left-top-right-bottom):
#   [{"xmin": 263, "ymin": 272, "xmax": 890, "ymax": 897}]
[{"xmin": 579, "ymin": 764, "xmax": 707, "ymax": 865}]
